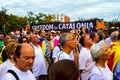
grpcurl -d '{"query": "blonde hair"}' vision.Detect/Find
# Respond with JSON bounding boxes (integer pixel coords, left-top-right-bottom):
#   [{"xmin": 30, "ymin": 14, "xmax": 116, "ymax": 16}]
[{"xmin": 5, "ymin": 42, "xmax": 19, "ymax": 58}]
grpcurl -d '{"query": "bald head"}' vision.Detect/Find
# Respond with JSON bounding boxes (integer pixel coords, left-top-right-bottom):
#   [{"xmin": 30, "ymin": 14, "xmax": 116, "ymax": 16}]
[
  {"xmin": 21, "ymin": 43, "xmax": 34, "ymax": 53},
  {"xmin": 15, "ymin": 43, "xmax": 34, "ymax": 60},
  {"xmin": 14, "ymin": 43, "xmax": 35, "ymax": 72},
  {"xmin": 110, "ymin": 31, "xmax": 119, "ymax": 42}
]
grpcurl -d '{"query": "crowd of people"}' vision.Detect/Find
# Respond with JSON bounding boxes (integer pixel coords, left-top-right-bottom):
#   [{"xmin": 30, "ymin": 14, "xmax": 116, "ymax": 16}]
[{"xmin": 0, "ymin": 27, "xmax": 120, "ymax": 80}]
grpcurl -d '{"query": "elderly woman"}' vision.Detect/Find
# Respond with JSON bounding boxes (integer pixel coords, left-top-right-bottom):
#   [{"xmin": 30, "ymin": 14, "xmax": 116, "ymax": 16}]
[{"xmin": 89, "ymin": 44, "xmax": 113, "ymax": 80}]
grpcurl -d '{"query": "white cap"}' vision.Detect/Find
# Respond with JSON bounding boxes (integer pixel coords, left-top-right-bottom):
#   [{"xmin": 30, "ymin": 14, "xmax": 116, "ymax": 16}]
[
  {"xmin": 51, "ymin": 30, "xmax": 56, "ymax": 33},
  {"xmin": 11, "ymin": 32, "xmax": 14, "ymax": 35}
]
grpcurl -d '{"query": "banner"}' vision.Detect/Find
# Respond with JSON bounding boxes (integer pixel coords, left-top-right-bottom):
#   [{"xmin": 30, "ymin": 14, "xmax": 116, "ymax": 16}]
[{"xmin": 31, "ymin": 21, "xmax": 96, "ymax": 31}]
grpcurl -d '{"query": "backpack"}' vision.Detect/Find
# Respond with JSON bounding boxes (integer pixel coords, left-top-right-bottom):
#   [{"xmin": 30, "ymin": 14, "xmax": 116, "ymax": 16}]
[{"xmin": 50, "ymin": 45, "xmax": 62, "ymax": 64}]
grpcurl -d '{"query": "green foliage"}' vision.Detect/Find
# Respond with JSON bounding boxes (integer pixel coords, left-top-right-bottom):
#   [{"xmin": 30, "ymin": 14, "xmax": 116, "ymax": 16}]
[
  {"xmin": 27, "ymin": 11, "xmax": 47, "ymax": 24},
  {"xmin": 0, "ymin": 7, "xmax": 48, "ymax": 35},
  {"xmin": 0, "ymin": 7, "xmax": 27, "ymax": 35}
]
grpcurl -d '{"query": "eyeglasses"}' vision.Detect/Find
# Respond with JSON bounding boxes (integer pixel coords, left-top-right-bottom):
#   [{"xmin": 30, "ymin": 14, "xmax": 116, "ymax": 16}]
[{"xmin": 66, "ymin": 37, "xmax": 76, "ymax": 42}]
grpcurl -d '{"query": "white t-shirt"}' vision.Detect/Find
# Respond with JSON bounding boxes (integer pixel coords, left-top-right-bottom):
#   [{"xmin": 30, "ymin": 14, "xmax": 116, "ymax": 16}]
[
  {"xmin": 69, "ymin": 51, "xmax": 74, "ymax": 60},
  {"xmin": 2, "ymin": 65, "xmax": 36, "ymax": 80},
  {"xmin": 79, "ymin": 47, "xmax": 95, "ymax": 80},
  {"xmin": 90, "ymin": 64, "xmax": 113, "ymax": 80},
  {"xmin": 32, "ymin": 45, "xmax": 47, "ymax": 77},
  {"xmin": 52, "ymin": 46, "xmax": 61, "ymax": 59},
  {"xmin": 55, "ymin": 51, "xmax": 72, "ymax": 62},
  {"xmin": 0, "ymin": 60, "xmax": 14, "ymax": 80}
]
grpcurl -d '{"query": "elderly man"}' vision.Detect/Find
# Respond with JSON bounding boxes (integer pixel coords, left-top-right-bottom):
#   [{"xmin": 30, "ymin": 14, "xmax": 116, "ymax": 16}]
[
  {"xmin": 2, "ymin": 43, "xmax": 36, "ymax": 80},
  {"xmin": 55, "ymin": 32, "xmax": 79, "ymax": 65}
]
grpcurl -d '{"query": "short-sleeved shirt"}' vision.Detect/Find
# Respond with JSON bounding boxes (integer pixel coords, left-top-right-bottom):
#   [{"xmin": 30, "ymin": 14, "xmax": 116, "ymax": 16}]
[
  {"xmin": 90, "ymin": 64, "xmax": 113, "ymax": 80},
  {"xmin": 0, "ymin": 60, "xmax": 14, "ymax": 80},
  {"xmin": 79, "ymin": 47, "xmax": 95, "ymax": 80},
  {"xmin": 55, "ymin": 51, "xmax": 72, "ymax": 62},
  {"xmin": 2, "ymin": 66, "xmax": 36, "ymax": 80},
  {"xmin": 52, "ymin": 46, "xmax": 61, "ymax": 59}
]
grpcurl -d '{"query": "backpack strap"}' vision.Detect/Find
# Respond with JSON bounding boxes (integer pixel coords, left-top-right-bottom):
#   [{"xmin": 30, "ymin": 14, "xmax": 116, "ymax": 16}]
[
  {"xmin": 7, "ymin": 70, "xmax": 19, "ymax": 80},
  {"xmin": 57, "ymin": 45, "xmax": 62, "ymax": 51},
  {"xmin": 0, "ymin": 50, "xmax": 3, "ymax": 64},
  {"xmin": 58, "ymin": 51, "xmax": 63, "ymax": 61}
]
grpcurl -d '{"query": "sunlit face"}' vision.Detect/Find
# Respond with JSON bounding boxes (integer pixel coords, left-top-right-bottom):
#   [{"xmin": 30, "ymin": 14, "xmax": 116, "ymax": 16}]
[
  {"xmin": 101, "ymin": 47, "xmax": 111, "ymax": 60},
  {"xmin": 66, "ymin": 33, "xmax": 78, "ymax": 49},
  {"xmin": 84, "ymin": 35, "xmax": 93, "ymax": 47},
  {"xmin": 32, "ymin": 35, "xmax": 39, "ymax": 43},
  {"xmin": 75, "ymin": 29, "xmax": 79, "ymax": 34},
  {"xmin": 41, "ymin": 30, "xmax": 46, "ymax": 38},
  {"xmin": 16, "ymin": 45, "xmax": 35, "ymax": 72},
  {"xmin": 50, "ymin": 35, "xmax": 53, "ymax": 40},
  {"xmin": 26, "ymin": 35, "xmax": 31, "ymax": 42},
  {"xmin": 94, "ymin": 33, "xmax": 99, "ymax": 43}
]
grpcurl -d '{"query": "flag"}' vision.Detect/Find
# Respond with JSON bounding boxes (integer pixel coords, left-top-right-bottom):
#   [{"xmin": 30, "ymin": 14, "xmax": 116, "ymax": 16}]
[
  {"xmin": 96, "ymin": 19, "xmax": 105, "ymax": 30},
  {"xmin": 107, "ymin": 42, "xmax": 120, "ymax": 71}
]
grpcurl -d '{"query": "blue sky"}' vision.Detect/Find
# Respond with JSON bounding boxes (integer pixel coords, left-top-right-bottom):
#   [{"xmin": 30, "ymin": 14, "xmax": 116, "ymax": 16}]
[{"xmin": 0, "ymin": 0, "xmax": 120, "ymax": 22}]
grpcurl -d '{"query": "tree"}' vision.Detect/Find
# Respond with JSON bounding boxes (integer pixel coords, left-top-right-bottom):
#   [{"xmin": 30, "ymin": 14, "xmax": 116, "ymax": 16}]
[
  {"xmin": 27, "ymin": 11, "xmax": 36, "ymax": 24},
  {"xmin": 27, "ymin": 11, "xmax": 47, "ymax": 24},
  {"xmin": 35, "ymin": 13, "xmax": 46, "ymax": 24},
  {"xmin": 0, "ymin": 7, "xmax": 8, "ymax": 34},
  {"xmin": 0, "ymin": 7, "xmax": 28, "ymax": 34},
  {"xmin": 5, "ymin": 14, "xmax": 27, "ymax": 33}
]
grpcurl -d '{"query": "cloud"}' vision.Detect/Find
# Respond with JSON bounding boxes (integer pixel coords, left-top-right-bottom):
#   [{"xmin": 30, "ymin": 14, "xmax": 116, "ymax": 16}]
[{"xmin": 1, "ymin": 0, "xmax": 120, "ymax": 21}]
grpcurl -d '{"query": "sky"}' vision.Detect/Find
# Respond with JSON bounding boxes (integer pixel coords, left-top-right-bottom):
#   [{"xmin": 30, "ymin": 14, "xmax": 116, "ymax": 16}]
[{"xmin": 0, "ymin": 0, "xmax": 120, "ymax": 22}]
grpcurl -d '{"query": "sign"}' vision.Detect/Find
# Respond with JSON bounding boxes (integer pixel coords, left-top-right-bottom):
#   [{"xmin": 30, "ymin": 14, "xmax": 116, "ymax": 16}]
[{"xmin": 31, "ymin": 21, "xmax": 96, "ymax": 31}]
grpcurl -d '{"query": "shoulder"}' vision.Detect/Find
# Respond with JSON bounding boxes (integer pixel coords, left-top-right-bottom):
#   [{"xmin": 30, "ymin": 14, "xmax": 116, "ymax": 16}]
[
  {"xmin": 81, "ymin": 47, "xmax": 90, "ymax": 53},
  {"xmin": 79, "ymin": 47, "xmax": 90, "ymax": 56},
  {"xmin": 60, "ymin": 52, "xmax": 71, "ymax": 59},
  {"xmin": 58, "ymin": 52, "xmax": 71, "ymax": 60},
  {"xmin": 2, "ymin": 73, "xmax": 16, "ymax": 80},
  {"xmin": 0, "ymin": 60, "xmax": 11, "ymax": 71},
  {"xmin": 91, "ymin": 66, "xmax": 100, "ymax": 74},
  {"xmin": 90, "ymin": 66, "xmax": 101, "ymax": 79},
  {"xmin": 52, "ymin": 46, "xmax": 61, "ymax": 52},
  {"xmin": 90, "ymin": 74, "xmax": 101, "ymax": 80},
  {"xmin": 53, "ymin": 45, "xmax": 61, "ymax": 50}
]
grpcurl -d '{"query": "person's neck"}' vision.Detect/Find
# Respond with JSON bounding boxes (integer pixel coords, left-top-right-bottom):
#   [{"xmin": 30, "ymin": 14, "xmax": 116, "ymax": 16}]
[
  {"xmin": 15, "ymin": 63, "xmax": 27, "ymax": 72},
  {"xmin": 84, "ymin": 46, "xmax": 90, "ymax": 49},
  {"xmin": 62, "ymin": 48, "xmax": 71, "ymax": 54},
  {"xmin": 96, "ymin": 60, "xmax": 106, "ymax": 68},
  {"xmin": 93, "ymin": 41, "xmax": 97, "ymax": 44},
  {"xmin": 40, "ymin": 37, "xmax": 45, "ymax": 39},
  {"xmin": 10, "ymin": 59, "xmax": 15, "ymax": 64},
  {"xmin": 33, "ymin": 43, "xmax": 39, "ymax": 47}
]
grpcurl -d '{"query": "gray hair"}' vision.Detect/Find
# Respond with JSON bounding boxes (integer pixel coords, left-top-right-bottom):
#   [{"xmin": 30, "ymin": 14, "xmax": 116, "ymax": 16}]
[
  {"xmin": 59, "ymin": 33, "xmax": 69, "ymax": 47},
  {"xmin": 110, "ymin": 31, "xmax": 119, "ymax": 41},
  {"xmin": 90, "ymin": 44, "xmax": 103, "ymax": 62}
]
